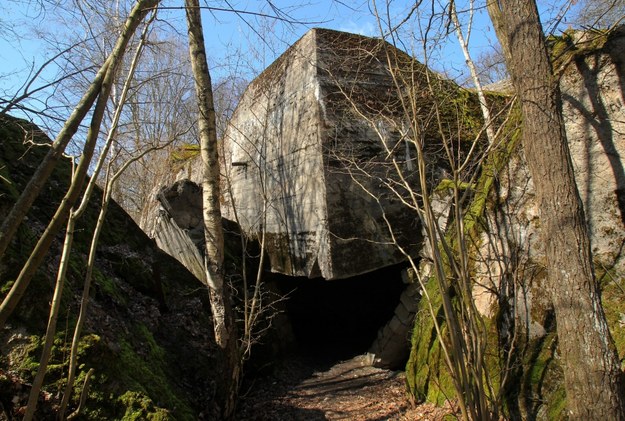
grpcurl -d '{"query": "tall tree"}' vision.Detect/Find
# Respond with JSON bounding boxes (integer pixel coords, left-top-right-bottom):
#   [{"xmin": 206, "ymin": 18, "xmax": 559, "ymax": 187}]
[
  {"xmin": 184, "ymin": 0, "xmax": 239, "ymax": 418},
  {"xmin": 486, "ymin": 0, "xmax": 625, "ymax": 418}
]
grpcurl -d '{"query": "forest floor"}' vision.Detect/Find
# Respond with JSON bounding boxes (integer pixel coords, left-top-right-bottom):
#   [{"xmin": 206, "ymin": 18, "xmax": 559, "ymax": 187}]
[{"xmin": 236, "ymin": 354, "xmax": 458, "ymax": 420}]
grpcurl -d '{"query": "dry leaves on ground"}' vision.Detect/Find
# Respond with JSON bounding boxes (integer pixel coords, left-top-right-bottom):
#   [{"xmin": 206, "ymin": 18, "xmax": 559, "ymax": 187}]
[{"xmin": 236, "ymin": 355, "xmax": 458, "ymax": 420}]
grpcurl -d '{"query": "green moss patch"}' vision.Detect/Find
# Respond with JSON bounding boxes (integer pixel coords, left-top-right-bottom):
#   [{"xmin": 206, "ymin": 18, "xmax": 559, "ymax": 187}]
[
  {"xmin": 516, "ymin": 333, "xmax": 566, "ymax": 420},
  {"xmin": 405, "ymin": 276, "xmax": 454, "ymax": 405},
  {"xmin": 405, "ymin": 104, "xmax": 522, "ymax": 409},
  {"xmin": 108, "ymin": 324, "xmax": 193, "ymax": 420},
  {"xmin": 597, "ymin": 265, "xmax": 625, "ymax": 363},
  {"xmin": 548, "ymin": 28, "xmax": 614, "ymax": 72},
  {"xmin": 119, "ymin": 391, "xmax": 172, "ymax": 421}
]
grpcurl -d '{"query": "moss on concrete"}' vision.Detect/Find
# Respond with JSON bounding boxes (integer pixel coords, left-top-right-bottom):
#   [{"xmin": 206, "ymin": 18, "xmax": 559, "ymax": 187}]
[
  {"xmin": 170, "ymin": 143, "xmax": 200, "ymax": 163},
  {"xmin": 405, "ymin": 103, "xmax": 522, "ymax": 408},
  {"xmin": 516, "ymin": 333, "xmax": 566, "ymax": 420},
  {"xmin": 596, "ymin": 264, "xmax": 625, "ymax": 365},
  {"xmin": 405, "ymin": 275, "xmax": 455, "ymax": 405},
  {"xmin": 548, "ymin": 28, "xmax": 614, "ymax": 72},
  {"xmin": 406, "ymin": 51, "xmax": 625, "ymax": 415}
]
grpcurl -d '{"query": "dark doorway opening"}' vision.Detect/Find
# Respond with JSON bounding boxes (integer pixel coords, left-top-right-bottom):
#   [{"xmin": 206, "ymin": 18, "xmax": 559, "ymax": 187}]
[{"xmin": 273, "ymin": 263, "xmax": 406, "ymax": 364}]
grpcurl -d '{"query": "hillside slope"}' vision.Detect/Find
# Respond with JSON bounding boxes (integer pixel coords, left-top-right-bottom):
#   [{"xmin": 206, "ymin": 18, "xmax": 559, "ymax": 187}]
[{"xmin": 0, "ymin": 115, "xmax": 221, "ymax": 420}]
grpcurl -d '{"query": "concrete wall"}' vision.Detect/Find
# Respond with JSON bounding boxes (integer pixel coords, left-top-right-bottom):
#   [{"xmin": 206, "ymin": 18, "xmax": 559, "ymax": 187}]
[
  {"xmin": 222, "ymin": 28, "xmax": 426, "ymax": 280},
  {"xmin": 222, "ymin": 30, "xmax": 327, "ymax": 278},
  {"xmin": 314, "ymin": 29, "xmax": 424, "ymax": 278},
  {"xmin": 562, "ymin": 30, "xmax": 625, "ymax": 271},
  {"xmin": 471, "ymin": 29, "xmax": 625, "ymax": 337}
]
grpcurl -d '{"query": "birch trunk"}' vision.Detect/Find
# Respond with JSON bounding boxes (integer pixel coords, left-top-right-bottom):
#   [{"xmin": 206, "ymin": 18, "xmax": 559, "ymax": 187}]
[{"xmin": 185, "ymin": 1, "xmax": 239, "ymax": 418}]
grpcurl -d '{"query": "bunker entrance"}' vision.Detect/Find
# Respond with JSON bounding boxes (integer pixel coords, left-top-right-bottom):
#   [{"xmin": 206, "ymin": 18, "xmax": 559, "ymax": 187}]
[{"xmin": 273, "ymin": 264, "xmax": 406, "ymax": 363}]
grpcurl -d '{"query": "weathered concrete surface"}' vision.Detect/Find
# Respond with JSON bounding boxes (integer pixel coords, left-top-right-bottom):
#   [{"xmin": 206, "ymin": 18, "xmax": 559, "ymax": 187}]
[
  {"xmin": 562, "ymin": 30, "xmax": 625, "ymax": 270},
  {"xmin": 368, "ymin": 190, "xmax": 453, "ymax": 369},
  {"xmin": 152, "ymin": 210, "xmax": 206, "ymax": 284},
  {"xmin": 405, "ymin": 30, "xmax": 625, "ymax": 413},
  {"xmin": 472, "ymin": 29, "xmax": 625, "ymax": 337},
  {"xmin": 151, "ymin": 180, "xmax": 207, "ymax": 283},
  {"xmin": 368, "ymin": 275, "xmax": 421, "ymax": 368},
  {"xmin": 378, "ymin": 29, "xmax": 625, "ymax": 371},
  {"xmin": 152, "ymin": 29, "xmax": 479, "ymax": 369},
  {"xmin": 157, "ymin": 179, "xmax": 205, "ymax": 249},
  {"xmin": 222, "ymin": 28, "xmax": 433, "ymax": 280},
  {"xmin": 223, "ymin": 28, "xmax": 327, "ymax": 278},
  {"xmin": 147, "ymin": 28, "xmax": 625, "ymax": 377}
]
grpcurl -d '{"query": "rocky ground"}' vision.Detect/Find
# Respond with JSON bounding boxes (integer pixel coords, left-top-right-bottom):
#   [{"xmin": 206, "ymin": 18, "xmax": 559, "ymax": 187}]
[{"xmin": 236, "ymin": 354, "xmax": 458, "ymax": 420}]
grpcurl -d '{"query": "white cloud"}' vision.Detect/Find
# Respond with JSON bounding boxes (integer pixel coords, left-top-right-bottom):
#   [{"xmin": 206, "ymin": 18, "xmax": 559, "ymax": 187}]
[{"xmin": 338, "ymin": 20, "xmax": 377, "ymax": 37}]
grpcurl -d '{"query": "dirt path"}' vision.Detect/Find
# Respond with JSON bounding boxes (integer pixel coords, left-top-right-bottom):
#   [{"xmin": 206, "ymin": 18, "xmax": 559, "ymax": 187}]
[{"xmin": 236, "ymin": 355, "xmax": 456, "ymax": 420}]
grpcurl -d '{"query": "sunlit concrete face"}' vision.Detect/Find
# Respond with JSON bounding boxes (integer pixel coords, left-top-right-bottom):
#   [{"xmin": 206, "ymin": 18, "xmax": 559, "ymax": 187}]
[{"xmin": 222, "ymin": 28, "xmax": 425, "ymax": 280}]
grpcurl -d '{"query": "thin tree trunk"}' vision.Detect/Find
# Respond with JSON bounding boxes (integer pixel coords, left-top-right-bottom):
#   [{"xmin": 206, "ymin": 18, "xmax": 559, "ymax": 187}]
[
  {"xmin": 0, "ymin": 0, "xmax": 157, "ymax": 260},
  {"xmin": 486, "ymin": 0, "xmax": 625, "ymax": 418},
  {"xmin": 449, "ymin": 1, "xmax": 496, "ymax": 144},
  {"xmin": 26, "ymin": 23, "xmax": 150, "ymax": 417},
  {"xmin": 0, "ymin": 0, "xmax": 159, "ymax": 330},
  {"xmin": 0, "ymin": 62, "xmax": 108, "ymax": 260},
  {"xmin": 56, "ymin": 16, "xmax": 155, "ymax": 417},
  {"xmin": 58, "ymin": 182, "xmax": 110, "ymax": 419},
  {"xmin": 184, "ymin": 1, "xmax": 239, "ymax": 418},
  {"xmin": 22, "ymin": 206, "xmax": 78, "ymax": 421}
]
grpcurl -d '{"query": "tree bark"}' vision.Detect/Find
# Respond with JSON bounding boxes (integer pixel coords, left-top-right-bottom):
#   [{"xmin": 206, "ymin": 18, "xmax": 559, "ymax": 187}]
[
  {"xmin": 184, "ymin": 1, "xmax": 239, "ymax": 418},
  {"xmin": 486, "ymin": 0, "xmax": 625, "ymax": 418},
  {"xmin": 22, "ymin": 212, "xmax": 77, "ymax": 421}
]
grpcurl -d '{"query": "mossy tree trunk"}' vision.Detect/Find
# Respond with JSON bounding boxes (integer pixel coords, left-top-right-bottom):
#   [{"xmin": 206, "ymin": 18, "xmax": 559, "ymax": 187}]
[
  {"xmin": 185, "ymin": 1, "xmax": 240, "ymax": 418},
  {"xmin": 486, "ymin": 0, "xmax": 625, "ymax": 418}
]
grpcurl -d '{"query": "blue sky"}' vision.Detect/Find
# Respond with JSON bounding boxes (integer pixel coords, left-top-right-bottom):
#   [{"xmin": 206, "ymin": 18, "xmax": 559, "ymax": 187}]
[
  {"xmin": 0, "ymin": 1, "xmax": 382, "ymax": 84},
  {"xmin": 0, "ymin": 1, "xmax": 494, "ymax": 87},
  {"xmin": 0, "ymin": 0, "xmax": 576, "ymax": 131}
]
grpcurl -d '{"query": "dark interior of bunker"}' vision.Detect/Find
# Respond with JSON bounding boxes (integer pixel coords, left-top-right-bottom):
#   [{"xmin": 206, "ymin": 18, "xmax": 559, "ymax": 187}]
[{"xmin": 269, "ymin": 263, "xmax": 407, "ymax": 365}]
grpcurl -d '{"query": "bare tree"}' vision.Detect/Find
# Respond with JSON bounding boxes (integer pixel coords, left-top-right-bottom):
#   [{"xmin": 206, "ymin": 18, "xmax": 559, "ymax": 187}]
[
  {"xmin": 572, "ymin": 0, "xmax": 625, "ymax": 28},
  {"xmin": 475, "ymin": 45, "xmax": 508, "ymax": 86},
  {"xmin": 23, "ymin": 18, "xmax": 153, "ymax": 418},
  {"xmin": 108, "ymin": 36, "xmax": 198, "ymax": 227},
  {"xmin": 19, "ymin": 8, "xmax": 157, "ymax": 420}
]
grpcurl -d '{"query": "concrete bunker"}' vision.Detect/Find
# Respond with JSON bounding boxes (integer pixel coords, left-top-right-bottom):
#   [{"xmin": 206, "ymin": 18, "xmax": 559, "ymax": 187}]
[
  {"xmin": 151, "ymin": 178, "xmax": 421, "ymax": 369},
  {"xmin": 152, "ymin": 28, "xmax": 461, "ymax": 369}
]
